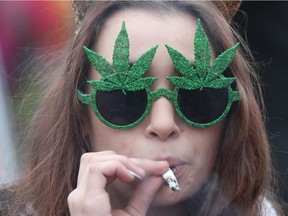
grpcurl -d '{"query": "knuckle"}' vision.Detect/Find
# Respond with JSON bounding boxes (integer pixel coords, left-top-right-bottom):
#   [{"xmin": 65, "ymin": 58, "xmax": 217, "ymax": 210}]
[
  {"xmin": 104, "ymin": 150, "xmax": 116, "ymax": 154},
  {"xmin": 117, "ymin": 154, "xmax": 128, "ymax": 162},
  {"xmin": 67, "ymin": 192, "xmax": 75, "ymax": 205},
  {"xmin": 112, "ymin": 160, "xmax": 124, "ymax": 169},
  {"xmin": 80, "ymin": 199, "xmax": 97, "ymax": 214},
  {"xmin": 80, "ymin": 153, "xmax": 91, "ymax": 164},
  {"xmin": 126, "ymin": 205, "xmax": 142, "ymax": 216},
  {"xmin": 67, "ymin": 190, "xmax": 81, "ymax": 207},
  {"xmin": 68, "ymin": 191, "xmax": 95, "ymax": 214},
  {"xmin": 114, "ymin": 155, "xmax": 131, "ymax": 166},
  {"xmin": 88, "ymin": 164, "xmax": 100, "ymax": 175}
]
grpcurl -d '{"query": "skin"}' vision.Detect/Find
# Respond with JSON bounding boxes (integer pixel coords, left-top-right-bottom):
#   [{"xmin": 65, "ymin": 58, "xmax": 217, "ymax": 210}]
[{"xmin": 68, "ymin": 9, "xmax": 223, "ymax": 216}]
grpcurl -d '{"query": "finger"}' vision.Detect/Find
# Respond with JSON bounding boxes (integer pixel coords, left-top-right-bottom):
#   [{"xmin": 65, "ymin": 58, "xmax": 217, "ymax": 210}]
[
  {"xmin": 70, "ymin": 156, "xmax": 137, "ymax": 216},
  {"xmin": 125, "ymin": 176, "xmax": 164, "ymax": 216},
  {"xmin": 77, "ymin": 152, "xmax": 116, "ymax": 186},
  {"xmin": 88, "ymin": 155, "xmax": 145, "ymax": 178},
  {"xmin": 93, "ymin": 150, "xmax": 117, "ymax": 155},
  {"xmin": 84, "ymin": 160, "xmax": 139, "ymax": 195},
  {"xmin": 78, "ymin": 153, "xmax": 145, "ymax": 186},
  {"xmin": 80, "ymin": 151, "xmax": 118, "ymax": 177},
  {"xmin": 68, "ymin": 189, "xmax": 112, "ymax": 216}
]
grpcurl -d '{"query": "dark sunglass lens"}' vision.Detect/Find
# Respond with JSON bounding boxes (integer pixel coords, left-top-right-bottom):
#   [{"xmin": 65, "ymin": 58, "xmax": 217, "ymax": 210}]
[
  {"xmin": 178, "ymin": 88, "xmax": 229, "ymax": 124},
  {"xmin": 96, "ymin": 89, "xmax": 147, "ymax": 126}
]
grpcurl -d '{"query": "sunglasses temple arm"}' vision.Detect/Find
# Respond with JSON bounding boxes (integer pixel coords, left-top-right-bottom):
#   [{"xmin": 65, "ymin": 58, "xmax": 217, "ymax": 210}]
[
  {"xmin": 77, "ymin": 90, "xmax": 92, "ymax": 105},
  {"xmin": 231, "ymin": 91, "xmax": 241, "ymax": 102}
]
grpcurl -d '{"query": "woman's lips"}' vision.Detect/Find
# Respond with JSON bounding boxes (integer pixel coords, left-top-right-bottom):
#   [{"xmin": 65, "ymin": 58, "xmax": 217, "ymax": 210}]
[
  {"xmin": 171, "ymin": 167, "xmax": 177, "ymax": 173},
  {"xmin": 154, "ymin": 157, "xmax": 186, "ymax": 178},
  {"xmin": 171, "ymin": 164, "xmax": 185, "ymax": 178}
]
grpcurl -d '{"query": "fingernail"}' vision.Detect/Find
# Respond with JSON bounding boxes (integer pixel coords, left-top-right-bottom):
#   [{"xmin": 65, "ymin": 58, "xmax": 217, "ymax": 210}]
[
  {"xmin": 128, "ymin": 170, "xmax": 142, "ymax": 180},
  {"xmin": 160, "ymin": 161, "xmax": 169, "ymax": 166},
  {"xmin": 159, "ymin": 161, "xmax": 170, "ymax": 169}
]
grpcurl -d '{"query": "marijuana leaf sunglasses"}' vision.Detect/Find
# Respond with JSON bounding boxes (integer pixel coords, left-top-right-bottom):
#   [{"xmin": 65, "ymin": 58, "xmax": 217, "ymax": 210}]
[{"xmin": 77, "ymin": 20, "xmax": 240, "ymax": 130}]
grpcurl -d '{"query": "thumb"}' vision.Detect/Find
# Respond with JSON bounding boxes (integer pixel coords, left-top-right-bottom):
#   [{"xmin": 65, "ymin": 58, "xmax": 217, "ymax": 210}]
[{"xmin": 125, "ymin": 176, "xmax": 164, "ymax": 216}]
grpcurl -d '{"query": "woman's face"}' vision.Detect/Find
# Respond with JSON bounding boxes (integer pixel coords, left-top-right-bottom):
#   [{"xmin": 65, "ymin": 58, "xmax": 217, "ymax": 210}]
[{"xmin": 87, "ymin": 10, "xmax": 223, "ymax": 206}]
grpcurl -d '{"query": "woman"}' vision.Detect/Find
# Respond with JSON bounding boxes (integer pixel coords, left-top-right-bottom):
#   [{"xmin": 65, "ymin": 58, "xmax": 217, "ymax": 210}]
[{"xmin": 0, "ymin": 1, "xmax": 283, "ymax": 215}]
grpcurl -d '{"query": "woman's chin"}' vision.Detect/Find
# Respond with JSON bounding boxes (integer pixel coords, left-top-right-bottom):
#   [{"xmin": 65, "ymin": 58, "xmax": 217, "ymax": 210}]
[{"xmin": 150, "ymin": 185, "xmax": 187, "ymax": 206}]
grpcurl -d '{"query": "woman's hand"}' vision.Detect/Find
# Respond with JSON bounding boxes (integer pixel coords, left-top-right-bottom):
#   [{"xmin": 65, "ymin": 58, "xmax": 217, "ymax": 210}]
[{"xmin": 67, "ymin": 151, "xmax": 169, "ymax": 216}]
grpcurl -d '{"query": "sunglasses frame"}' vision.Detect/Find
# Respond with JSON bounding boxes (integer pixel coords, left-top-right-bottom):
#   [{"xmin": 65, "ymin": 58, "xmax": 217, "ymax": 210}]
[
  {"xmin": 77, "ymin": 19, "xmax": 241, "ymax": 130},
  {"xmin": 77, "ymin": 77, "xmax": 240, "ymax": 129}
]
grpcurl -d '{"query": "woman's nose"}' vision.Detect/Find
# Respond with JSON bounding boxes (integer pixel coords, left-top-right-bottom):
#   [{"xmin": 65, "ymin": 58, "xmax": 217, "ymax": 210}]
[{"xmin": 145, "ymin": 97, "xmax": 180, "ymax": 141}]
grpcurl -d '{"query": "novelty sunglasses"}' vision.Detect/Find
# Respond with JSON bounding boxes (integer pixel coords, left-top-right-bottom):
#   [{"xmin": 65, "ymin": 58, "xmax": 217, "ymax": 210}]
[{"xmin": 77, "ymin": 20, "xmax": 240, "ymax": 129}]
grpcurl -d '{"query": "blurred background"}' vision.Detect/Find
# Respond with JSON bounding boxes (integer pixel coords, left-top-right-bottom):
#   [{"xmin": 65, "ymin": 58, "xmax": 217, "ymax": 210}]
[
  {"xmin": 0, "ymin": 0, "xmax": 287, "ymax": 210},
  {"xmin": 0, "ymin": 1, "xmax": 73, "ymax": 183},
  {"xmin": 235, "ymin": 2, "xmax": 288, "ymax": 209}
]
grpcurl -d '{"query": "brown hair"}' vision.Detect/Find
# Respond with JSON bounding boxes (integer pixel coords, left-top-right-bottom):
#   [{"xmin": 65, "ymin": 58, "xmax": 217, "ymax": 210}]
[{"xmin": 8, "ymin": 1, "xmax": 282, "ymax": 215}]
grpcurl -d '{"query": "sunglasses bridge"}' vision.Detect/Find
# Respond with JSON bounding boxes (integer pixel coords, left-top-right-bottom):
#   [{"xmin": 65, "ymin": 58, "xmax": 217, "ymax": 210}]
[{"xmin": 149, "ymin": 88, "xmax": 176, "ymax": 101}]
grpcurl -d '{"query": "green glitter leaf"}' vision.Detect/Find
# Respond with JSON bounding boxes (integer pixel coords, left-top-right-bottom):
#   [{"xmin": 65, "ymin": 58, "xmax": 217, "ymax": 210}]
[
  {"xmin": 194, "ymin": 19, "xmax": 211, "ymax": 80},
  {"xmin": 205, "ymin": 43, "xmax": 240, "ymax": 82},
  {"xmin": 83, "ymin": 46, "xmax": 118, "ymax": 84},
  {"xmin": 165, "ymin": 45, "xmax": 197, "ymax": 81},
  {"xmin": 167, "ymin": 76, "xmax": 201, "ymax": 90},
  {"xmin": 126, "ymin": 45, "xmax": 158, "ymax": 84},
  {"xmin": 87, "ymin": 80, "xmax": 120, "ymax": 91},
  {"xmin": 205, "ymin": 77, "xmax": 236, "ymax": 89},
  {"xmin": 166, "ymin": 19, "xmax": 239, "ymax": 91},
  {"xmin": 126, "ymin": 77, "xmax": 157, "ymax": 91},
  {"xmin": 113, "ymin": 21, "xmax": 130, "ymax": 84},
  {"xmin": 83, "ymin": 21, "xmax": 158, "ymax": 92}
]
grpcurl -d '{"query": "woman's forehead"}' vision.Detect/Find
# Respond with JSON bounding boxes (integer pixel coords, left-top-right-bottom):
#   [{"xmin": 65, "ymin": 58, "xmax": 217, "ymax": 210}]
[{"xmin": 95, "ymin": 10, "xmax": 197, "ymax": 63}]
